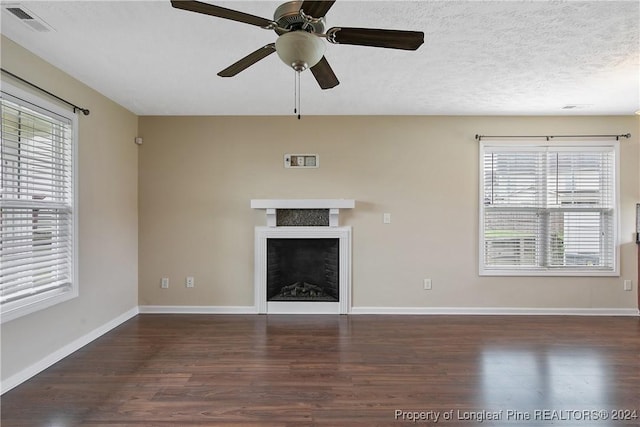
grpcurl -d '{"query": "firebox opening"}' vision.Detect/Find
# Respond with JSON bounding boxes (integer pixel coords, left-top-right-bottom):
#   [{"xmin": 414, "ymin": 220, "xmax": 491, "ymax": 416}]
[{"xmin": 267, "ymin": 238, "xmax": 339, "ymax": 302}]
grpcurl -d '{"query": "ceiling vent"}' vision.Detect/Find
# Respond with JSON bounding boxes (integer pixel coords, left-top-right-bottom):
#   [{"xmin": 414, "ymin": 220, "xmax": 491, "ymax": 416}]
[{"xmin": 4, "ymin": 4, "xmax": 53, "ymax": 32}]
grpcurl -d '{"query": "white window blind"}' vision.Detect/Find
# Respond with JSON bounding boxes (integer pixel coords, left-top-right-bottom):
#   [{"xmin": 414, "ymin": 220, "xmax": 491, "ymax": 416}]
[
  {"xmin": 1, "ymin": 87, "xmax": 77, "ymax": 322},
  {"xmin": 480, "ymin": 142, "xmax": 618, "ymax": 276}
]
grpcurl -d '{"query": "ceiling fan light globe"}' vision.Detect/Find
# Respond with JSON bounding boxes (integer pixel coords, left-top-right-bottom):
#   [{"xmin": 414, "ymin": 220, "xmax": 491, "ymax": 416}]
[{"xmin": 275, "ymin": 31, "xmax": 326, "ymax": 72}]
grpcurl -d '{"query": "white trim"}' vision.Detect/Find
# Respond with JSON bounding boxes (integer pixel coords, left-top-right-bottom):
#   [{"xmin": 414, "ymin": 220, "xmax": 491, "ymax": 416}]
[
  {"xmin": 477, "ymin": 269, "xmax": 620, "ymax": 277},
  {"xmin": 0, "ymin": 307, "xmax": 139, "ymax": 395},
  {"xmin": 250, "ymin": 199, "xmax": 355, "ymax": 209},
  {"xmin": 138, "ymin": 305, "xmax": 638, "ymax": 316},
  {"xmin": 351, "ymin": 306, "xmax": 639, "ymax": 316},
  {"xmin": 138, "ymin": 305, "xmax": 257, "ymax": 314}
]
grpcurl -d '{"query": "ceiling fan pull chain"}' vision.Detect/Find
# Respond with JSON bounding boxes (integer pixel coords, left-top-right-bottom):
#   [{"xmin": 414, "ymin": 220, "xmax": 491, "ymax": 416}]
[
  {"xmin": 293, "ymin": 70, "xmax": 301, "ymax": 119},
  {"xmin": 293, "ymin": 70, "xmax": 297, "ymax": 116},
  {"xmin": 297, "ymin": 71, "xmax": 301, "ymax": 120}
]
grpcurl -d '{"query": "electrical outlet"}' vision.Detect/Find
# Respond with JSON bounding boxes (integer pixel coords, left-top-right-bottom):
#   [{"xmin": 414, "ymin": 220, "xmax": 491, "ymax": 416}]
[
  {"xmin": 186, "ymin": 276, "xmax": 195, "ymax": 288},
  {"xmin": 423, "ymin": 278, "xmax": 432, "ymax": 290},
  {"xmin": 383, "ymin": 213, "xmax": 391, "ymax": 224},
  {"xmin": 161, "ymin": 277, "xmax": 169, "ymax": 289},
  {"xmin": 623, "ymin": 280, "xmax": 632, "ymax": 291}
]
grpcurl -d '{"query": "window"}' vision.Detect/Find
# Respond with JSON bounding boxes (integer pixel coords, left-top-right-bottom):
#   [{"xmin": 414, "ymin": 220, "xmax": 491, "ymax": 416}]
[
  {"xmin": 479, "ymin": 141, "xmax": 618, "ymax": 276},
  {"xmin": 1, "ymin": 83, "xmax": 77, "ymax": 323}
]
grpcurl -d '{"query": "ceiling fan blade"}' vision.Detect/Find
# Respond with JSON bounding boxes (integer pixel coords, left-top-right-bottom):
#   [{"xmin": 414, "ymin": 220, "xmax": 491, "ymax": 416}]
[
  {"xmin": 327, "ymin": 27, "xmax": 424, "ymax": 50},
  {"xmin": 310, "ymin": 57, "xmax": 339, "ymax": 90},
  {"xmin": 300, "ymin": 1, "xmax": 336, "ymax": 18},
  {"xmin": 217, "ymin": 44, "xmax": 277, "ymax": 77},
  {"xmin": 171, "ymin": 0, "xmax": 273, "ymax": 28}
]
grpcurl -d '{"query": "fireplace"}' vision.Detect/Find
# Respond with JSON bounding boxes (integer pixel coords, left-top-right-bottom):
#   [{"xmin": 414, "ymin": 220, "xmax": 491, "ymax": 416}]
[
  {"xmin": 252, "ymin": 199, "xmax": 354, "ymax": 314},
  {"xmin": 267, "ymin": 238, "xmax": 339, "ymax": 302}
]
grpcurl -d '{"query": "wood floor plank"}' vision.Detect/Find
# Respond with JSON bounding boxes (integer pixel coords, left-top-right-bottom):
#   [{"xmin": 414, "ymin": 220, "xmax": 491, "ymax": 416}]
[{"xmin": 1, "ymin": 314, "xmax": 639, "ymax": 426}]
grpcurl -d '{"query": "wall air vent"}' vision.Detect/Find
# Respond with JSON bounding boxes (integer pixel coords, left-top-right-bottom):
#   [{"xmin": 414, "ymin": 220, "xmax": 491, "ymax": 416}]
[{"xmin": 3, "ymin": 4, "xmax": 53, "ymax": 32}]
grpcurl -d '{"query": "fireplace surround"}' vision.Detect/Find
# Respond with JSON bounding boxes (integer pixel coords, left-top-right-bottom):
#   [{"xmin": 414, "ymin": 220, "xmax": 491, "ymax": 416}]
[{"xmin": 252, "ymin": 199, "xmax": 354, "ymax": 314}]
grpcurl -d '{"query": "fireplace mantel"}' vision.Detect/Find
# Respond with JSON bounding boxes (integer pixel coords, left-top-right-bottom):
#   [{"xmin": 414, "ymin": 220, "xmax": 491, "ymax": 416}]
[
  {"xmin": 252, "ymin": 199, "xmax": 355, "ymax": 314},
  {"xmin": 251, "ymin": 199, "xmax": 355, "ymax": 227},
  {"xmin": 251, "ymin": 199, "xmax": 355, "ymax": 209}
]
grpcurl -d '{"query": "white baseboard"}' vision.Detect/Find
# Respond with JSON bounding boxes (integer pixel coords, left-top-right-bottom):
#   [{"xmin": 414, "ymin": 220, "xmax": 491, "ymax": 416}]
[
  {"xmin": 139, "ymin": 305, "xmax": 638, "ymax": 316},
  {"xmin": 1, "ymin": 306, "xmax": 139, "ymax": 395},
  {"xmin": 138, "ymin": 305, "xmax": 257, "ymax": 314},
  {"xmin": 350, "ymin": 306, "xmax": 639, "ymax": 316}
]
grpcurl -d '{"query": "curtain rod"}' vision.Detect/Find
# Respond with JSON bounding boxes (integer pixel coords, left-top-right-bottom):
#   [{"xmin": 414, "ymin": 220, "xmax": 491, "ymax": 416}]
[
  {"xmin": 475, "ymin": 133, "xmax": 631, "ymax": 142},
  {"xmin": 1, "ymin": 68, "xmax": 90, "ymax": 116}
]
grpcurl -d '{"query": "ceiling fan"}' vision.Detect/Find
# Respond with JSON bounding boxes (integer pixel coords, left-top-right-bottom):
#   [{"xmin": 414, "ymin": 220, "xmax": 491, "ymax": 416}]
[{"xmin": 170, "ymin": 0, "xmax": 424, "ymax": 90}]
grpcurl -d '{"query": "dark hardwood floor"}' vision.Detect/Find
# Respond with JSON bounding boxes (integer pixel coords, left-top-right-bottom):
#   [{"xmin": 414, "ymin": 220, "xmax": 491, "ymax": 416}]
[{"xmin": 2, "ymin": 314, "xmax": 639, "ymax": 426}]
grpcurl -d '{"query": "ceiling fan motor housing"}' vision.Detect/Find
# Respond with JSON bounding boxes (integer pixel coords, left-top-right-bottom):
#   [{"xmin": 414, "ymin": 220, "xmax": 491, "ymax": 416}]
[{"xmin": 273, "ymin": 1, "xmax": 326, "ymax": 35}]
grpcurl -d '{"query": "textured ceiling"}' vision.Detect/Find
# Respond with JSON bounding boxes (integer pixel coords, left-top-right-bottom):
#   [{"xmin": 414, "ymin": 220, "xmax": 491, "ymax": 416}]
[{"xmin": 1, "ymin": 0, "xmax": 639, "ymax": 116}]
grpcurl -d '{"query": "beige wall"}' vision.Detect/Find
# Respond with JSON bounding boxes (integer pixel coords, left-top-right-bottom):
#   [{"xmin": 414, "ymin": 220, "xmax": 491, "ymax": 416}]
[
  {"xmin": 1, "ymin": 37, "xmax": 139, "ymax": 383},
  {"xmin": 138, "ymin": 115, "xmax": 639, "ymax": 310}
]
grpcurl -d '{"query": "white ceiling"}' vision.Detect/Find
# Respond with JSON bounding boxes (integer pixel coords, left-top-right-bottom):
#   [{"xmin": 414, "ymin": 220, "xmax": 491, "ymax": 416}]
[{"xmin": 1, "ymin": 0, "xmax": 639, "ymax": 116}]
